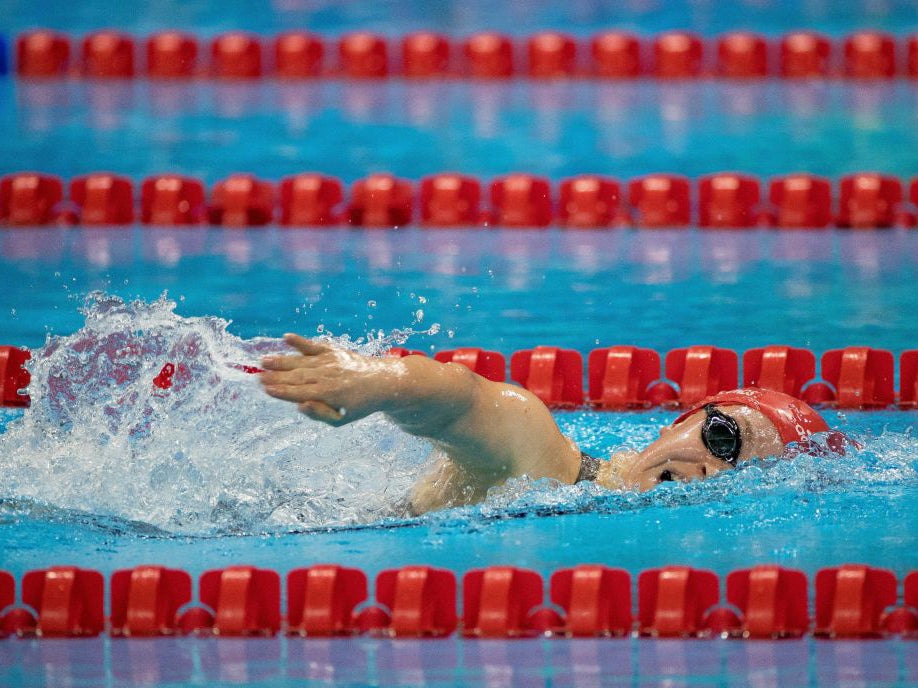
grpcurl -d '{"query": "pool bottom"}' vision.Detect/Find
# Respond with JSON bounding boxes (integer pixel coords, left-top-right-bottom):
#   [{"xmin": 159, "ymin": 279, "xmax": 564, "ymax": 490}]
[{"xmin": 1, "ymin": 635, "xmax": 916, "ymax": 687}]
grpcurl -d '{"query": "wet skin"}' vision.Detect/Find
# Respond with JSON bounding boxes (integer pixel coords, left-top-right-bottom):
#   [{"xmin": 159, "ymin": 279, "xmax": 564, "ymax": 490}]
[
  {"xmin": 260, "ymin": 335, "xmax": 786, "ymax": 513},
  {"xmin": 612, "ymin": 404, "xmax": 784, "ymax": 491}
]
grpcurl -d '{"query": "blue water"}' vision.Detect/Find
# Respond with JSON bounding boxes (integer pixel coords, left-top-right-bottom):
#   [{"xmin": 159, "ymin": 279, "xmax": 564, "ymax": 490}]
[
  {"xmin": 1, "ymin": 0, "xmax": 918, "ymax": 37},
  {"xmin": 1, "ymin": 636, "xmax": 916, "ymax": 687},
  {"xmin": 2, "ymin": 1, "xmax": 918, "ymax": 686},
  {"xmin": 0, "ymin": 230, "xmax": 916, "ymax": 585},
  {"xmin": 2, "ymin": 228, "xmax": 918, "ymax": 354},
  {"xmin": 3, "ymin": 81, "xmax": 918, "ymax": 184}
]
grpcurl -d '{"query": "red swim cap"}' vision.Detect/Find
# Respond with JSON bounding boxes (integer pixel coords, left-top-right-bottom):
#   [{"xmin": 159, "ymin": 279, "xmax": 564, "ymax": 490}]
[{"xmin": 673, "ymin": 388, "xmax": 830, "ymax": 446}]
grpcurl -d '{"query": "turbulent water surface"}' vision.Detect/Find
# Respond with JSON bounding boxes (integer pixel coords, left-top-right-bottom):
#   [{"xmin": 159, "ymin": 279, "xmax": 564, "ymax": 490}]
[{"xmin": 0, "ymin": 294, "xmax": 916, "ymax": 563}]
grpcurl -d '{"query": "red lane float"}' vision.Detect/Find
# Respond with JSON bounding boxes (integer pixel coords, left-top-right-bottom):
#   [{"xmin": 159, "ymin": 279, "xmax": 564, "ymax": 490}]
[
  {"xmin": 434, "ymin": 348, "xmax": 506, "ymax": 382},
  {"xmin": 209, "ymin": 174, "xmax": 275, "ymax": 226},
  {"xmin": 14, "ymin": 30, "xmax": 918, "ymax": 80},
  {"xmin": 402, "ymin": 32, "xmax": 451, "ymax": 78},
  {"xmin": 0, "ymin": 346, "xmax": 30, "ymax": 407},
  {"xmin": 664, "ymin": 346, "xmax": 739, "ymax": 408},
  {"xmin": 904, "ymin": 573, "xmax": 918, "ymax": 629},
  {"xmin": 1, "ymin": 565, "xmax": 918, "ymax": 639},
  {"xmin": 275, "ymin": 32, "xmax": 324, "ymax": 78},
  {"xmin": 82, "ymin": 31, "xmax": 135, "ymax": 78},
  {"xmin": 179, "ymin": 566, "xmax": 281, "ymax": 636},
  {"xmin": 558, "ymin": 176, "xmax": 625, "ymax": 228},
  {"xmin": 698, "ymin": 173, "xmax": 761, "ymax": 228},
  {"xmin": 286, "ymin": 565, "xmax": 367, "ymax": 636},
  {"xmin": 110, "ymin": 566, "xmax": 192, "ymax": 636},
  {"xmin": 463, "ymin": 33, "xmax": 514, "ymax": 78},
  {"xmin": 815, "ymin": 565, "xmax": 897, "ymax": 637},
  {"xmin": 339, "ymin": 33, "xmax": 388, "ymax": 78},
  {"xmin": 419, "ymin": 173, "xmax": 481, "ymax": 227},
  {"xmin": 211, "ymin": 33, "xmax": 262, "ymax": 79},
  {"xmin": 590, "ymin": 32, "xmax": 641, "ymax": 78},
  {"xmin": 489, "ymin": 174, "xmax": 552, "ymax": 227},
  {"xmin": 767, "ymin": 174, "xmax": 833, "ymax": 228},
  {"xmin": 638, "ymin": 566, "xmax": 720, "ymax": 637},
  {"xmin": 361, "ymin": 566, "xmax": 456, "ymax": 637},
  {"xmin": 8, "ymin": 340, "xmax": 918, "ymax": 409},
  {"xmin": 652, "ymin": 32, "xmax": 703, "ymax": 78},
  {"xmin": 16, "ymin": 30, "xmax": 71, "ymax": 77},
  {"xmin": 900, "ymin": 350, "xmax": 918, "ymax": 409},
  {"xmin": 527, "ymin": 32, "xmax": 577, "ymax": 78},
  {"xmin": 279, "ymin": 174, "xmax": 343, "ymax": 226},
  {"xmin": 141, "ymin": 175, "xmax": 206, "ymax": 225},
  {"xmin": 806, "ymin": 347, "xmax": 895, "ymax": 409},
  {"xmin": 716, "ymin": 32, "xmax": 768, "ymax": 78},
  {"xmin": 844, "ymin": 32, "xmax": 897, "ymax": 78},
  {"xmin": 387, "ymin": 347, "xmax": 427, "ymax": 358},
  {"xmin": 726, "ymin": 565, "xmax": 809, "ymax": 638},
  {"xmin": 462, "ymin": 567, "xmax": 543, "ymax": 637},
  {"xmin": 511, "ymin": 346, "xmax": 583, "ymax": 407},
  {"xmin": 0, "ymin": 173, "xmax": 63, "ymax": 226},
  {"xmin": 588, "ymin": 346, "xmax": 661, "ymax": 410},
  {"xmin": 2, "ymin": 567, "xmax": 105, "ymax": 637},
  {"xmin": 146, "ymin": 32, "xmax": 198, "ymax": 78},
  {"xmin": 837, "ymin": 173, "xmax": 904, "ymax": 229},
  {"xmin": 628, "ymin": 174, "xmax": 691, "ymax": 228},
  {"xmin": 780, "ymin": 32, "xmax": 831, "ymax": 78},
  {"xmin": 742, "ymin": 346, "xmax": 816, "ymax": 398},
  {"xmin": 3, "ymin": 170, "xmax": 918, "ymax": 229},
  {"xmin": 348, "ymin": 174, "xmax": 413, "ymax": 227},
  {"xmin": 0, "ymin": 572, "xmax": 13, "ymax": 637},
  {"xmin": 70, "ymin": 174, "xmax": 134, "ymax": 225},
  {"xmin": 550, "ymin": 565, "xmax": 632, "ymax": 637}
]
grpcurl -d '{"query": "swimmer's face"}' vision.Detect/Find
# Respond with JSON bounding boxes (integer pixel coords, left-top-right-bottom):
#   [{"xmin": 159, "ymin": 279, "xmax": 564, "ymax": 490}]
[{"xmin": 619, "ymin": 405, "xmax": 784, "ymax": 491}]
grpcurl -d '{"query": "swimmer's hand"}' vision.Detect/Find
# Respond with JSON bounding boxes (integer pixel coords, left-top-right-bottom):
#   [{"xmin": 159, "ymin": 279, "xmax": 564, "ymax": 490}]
[{"xmin": 259, "ymin": 334, "xmax": 396, "ymax": 426}]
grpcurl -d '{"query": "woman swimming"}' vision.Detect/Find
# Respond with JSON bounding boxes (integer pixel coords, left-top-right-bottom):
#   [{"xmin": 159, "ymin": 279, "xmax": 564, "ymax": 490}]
[{"xmin": 260, "ymin": 334, "xmax": 836, "ymax": 514}]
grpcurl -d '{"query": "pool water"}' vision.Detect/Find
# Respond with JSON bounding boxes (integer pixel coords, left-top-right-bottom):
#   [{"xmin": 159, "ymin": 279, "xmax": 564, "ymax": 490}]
[
  {"xmin": 1, "ymin": 636, "xmax": 916, "ymax": 687},
  {"xmin": 5, "ymin": 80, "xmax": 918, "ymax": 185},
  {"xmin": 2, "ymin": 0, "xmax": 918, "ymax": 686},
  {"xmin": 1, "ymin": 228, "xmax": 916, "ymax": 576}
]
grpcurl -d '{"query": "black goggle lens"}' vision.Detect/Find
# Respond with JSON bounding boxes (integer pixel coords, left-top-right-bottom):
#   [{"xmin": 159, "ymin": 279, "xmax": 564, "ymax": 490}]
[{"xmin": 701, "ymin": 404, "xmax": 742, "ymax": 465}]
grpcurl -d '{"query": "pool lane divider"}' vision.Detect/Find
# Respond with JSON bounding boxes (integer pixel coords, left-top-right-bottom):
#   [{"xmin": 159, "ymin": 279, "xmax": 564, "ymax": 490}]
[
  {"xmin": 2, "ymin": 172, "xmax": 917, "ymax": 229},
  {"xmin": 9, "ymin": 29, "xmax": 918, "ymax": 80},
  {"xmin": 2, "ymin": 344, "xmax": 918, "ymax": 411},
  {"xmin": 0, "ymin": 564, "xmax": 916, "ymax": 639}
]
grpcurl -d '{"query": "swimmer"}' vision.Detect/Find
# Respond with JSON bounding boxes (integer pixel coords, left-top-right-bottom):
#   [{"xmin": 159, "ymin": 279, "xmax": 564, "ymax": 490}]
[{"xmin": 260, "ymin": 334, "xmax": 837, "ymax": 514}]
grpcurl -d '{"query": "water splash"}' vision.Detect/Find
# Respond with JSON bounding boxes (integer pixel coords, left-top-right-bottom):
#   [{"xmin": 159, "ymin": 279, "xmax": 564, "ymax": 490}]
[
  {"xmin": 1, "ymin": 293, "xmax": 916, "ymax": 539},
  {"xmin": 0, "ymin": 293, "xmax": 435, "ymax": 535},
  {"xmin": 423, "ymin": 420, "xmax": 918, "ymax": 536}
]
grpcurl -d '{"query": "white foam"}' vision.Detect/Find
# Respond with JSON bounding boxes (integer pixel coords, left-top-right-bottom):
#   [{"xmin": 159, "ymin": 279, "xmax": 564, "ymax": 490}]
[{"xmin": 0, "ymin": 293, "xmax": 433, "ymax": 535}]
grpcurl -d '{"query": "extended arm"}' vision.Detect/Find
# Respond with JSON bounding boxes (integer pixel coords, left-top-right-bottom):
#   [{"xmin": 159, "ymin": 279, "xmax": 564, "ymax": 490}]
[{"xmin": 259, "ymin": 334, "xmax": 581, "ymax": 512}]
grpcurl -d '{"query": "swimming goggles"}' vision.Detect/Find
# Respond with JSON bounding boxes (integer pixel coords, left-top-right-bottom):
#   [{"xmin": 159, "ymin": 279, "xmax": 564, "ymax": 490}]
[{"xmin": 701, "ymin": 404, "xmax": 742, "ymax": 466}]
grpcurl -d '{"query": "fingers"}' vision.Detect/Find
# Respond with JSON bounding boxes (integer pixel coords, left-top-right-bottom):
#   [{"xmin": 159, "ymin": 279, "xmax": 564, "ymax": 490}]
[
  {"xmin": 261, "ymin": 334, "xmax": 333, "ymax": 370},
  {"xmin": 284, "ymin": 333, "xmax": 332, "ymax": 356},
  {"xmin": 298, "ymin": 400, "xmax": 348, "ymax": 426},
  {"xmin": 260, "ymin": 355, "xmax": 307, "ymax": 371},
  {"xmin": 263, "ymin": 383, "xmax": 347, "ymax": 425},
  {"xmin": 262, "ymin": 384, "xmax": 314, "ymax": 404},
  {"xmin": 259, "ymin": 368, "xmax": 318, "ymax": 386}
]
